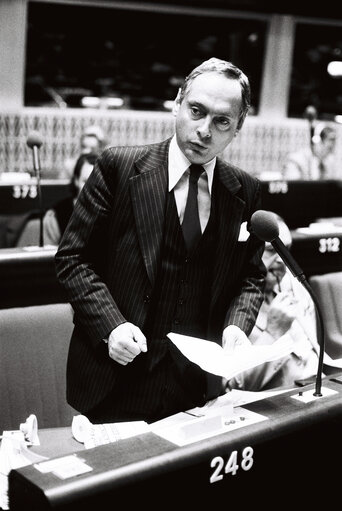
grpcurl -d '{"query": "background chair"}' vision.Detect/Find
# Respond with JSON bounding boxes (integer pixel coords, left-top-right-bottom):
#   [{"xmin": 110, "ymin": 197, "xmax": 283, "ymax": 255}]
[
  {"xmin": 0, "ymin": 303, "xmax": 76, "ymax": 432},
  {"xmin": 309, "ymin": 271, "xmax": 342, "ymax": 360}
]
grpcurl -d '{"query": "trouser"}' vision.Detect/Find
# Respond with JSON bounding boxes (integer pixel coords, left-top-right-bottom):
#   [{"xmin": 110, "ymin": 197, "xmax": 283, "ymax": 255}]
[{"xmin": 85, "ymin": 347, "xmax": 208, "ymax": 424}]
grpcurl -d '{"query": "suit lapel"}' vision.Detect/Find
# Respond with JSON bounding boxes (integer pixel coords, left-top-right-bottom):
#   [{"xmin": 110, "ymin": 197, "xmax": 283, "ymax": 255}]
[
  {"xmin": 129, "ymin": 140, "xmax": 170, "ymax": 286},
  {"xmin": 129, "ymin": 144, "xmax": 246, "ymax": 297},
  {"xmin": 211, "ymin": 160, "xmax": 245, "ymax": 307}
]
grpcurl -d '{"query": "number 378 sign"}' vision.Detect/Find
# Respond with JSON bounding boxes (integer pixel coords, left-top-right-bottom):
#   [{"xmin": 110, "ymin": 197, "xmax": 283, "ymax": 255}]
[{"xmin": 209, "ymin": 446, "xmax": 254, "ymax": 483}]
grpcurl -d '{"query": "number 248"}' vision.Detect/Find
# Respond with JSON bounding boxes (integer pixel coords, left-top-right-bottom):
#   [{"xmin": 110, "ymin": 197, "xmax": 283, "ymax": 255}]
[{"xmin": 210, "ymin": 446, "xmax": 254, "ymax": 483}]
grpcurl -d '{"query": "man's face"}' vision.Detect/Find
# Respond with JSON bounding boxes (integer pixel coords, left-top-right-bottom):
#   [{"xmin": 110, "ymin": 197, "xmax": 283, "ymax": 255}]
[
  {"xmin": 81, "ymin": 135, "xmax": 100, "ymax": 154},
  {"xmin": 321, "ymin": 132, "xmax": 336, "ymax": 156},
  {"xmin": 173, "ymin": 72, "xmax": 242, "ymax": 165},
  {"xmin": 263, "ymin": 244, "xmax": 287, "ymax": 294},
  {"xmin": 74, "ymin": 161, "xmax": 94, "ymax": 196}
]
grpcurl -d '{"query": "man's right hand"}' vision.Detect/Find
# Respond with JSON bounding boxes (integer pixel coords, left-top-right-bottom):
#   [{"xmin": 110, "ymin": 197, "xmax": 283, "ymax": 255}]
[
  {"xmin": 266, "ymin": 292, "xmax": 297, "ymax": 338},
  {"xmin": 107, "ymin": 322, "xmax": 147, "ymax": 365}
]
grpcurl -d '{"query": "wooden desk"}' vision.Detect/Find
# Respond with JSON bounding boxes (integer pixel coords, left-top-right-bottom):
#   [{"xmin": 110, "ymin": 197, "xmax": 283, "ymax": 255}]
[
  {"xmin": 260, "ymin": 179, "xmax": 342, "ymax": 229},
  {"xmin": 0, "ymin": 180, "xmax": 71, "ymax": 215},
  {"xmin": 291, "ymin": 228, "xmax": 342, "ymax": 277},
  {"xmin": 8, "ymin": 375, "xmax": 342, "ymax": 510},
  {"xmin": 1, "ymin": 229, "xmax": 340, "ymax": 311},
  {"xmin": 0, "ymin": 246, "xmax": 66, "ymax": 308}
]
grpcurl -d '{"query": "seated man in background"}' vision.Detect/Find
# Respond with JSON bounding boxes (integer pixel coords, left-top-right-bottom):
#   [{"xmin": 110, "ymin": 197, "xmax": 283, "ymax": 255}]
[
  {"xmin": 16, "ymin": 152, "xmax": 97, "ymax": 247},
  {"xmin": 43, "ymin": 152, "xmax": 97, "ymax": 246},
  {"xmin": 282, "ymin": 123, "xmax": 339, "ymax": 180},
  {"xmin": 227, "ymin": 214, "xmax": 320, "ymax": 391},
  {"xmin": 61, "ymin": 124, "xmax": 107, "ymax": 180}
]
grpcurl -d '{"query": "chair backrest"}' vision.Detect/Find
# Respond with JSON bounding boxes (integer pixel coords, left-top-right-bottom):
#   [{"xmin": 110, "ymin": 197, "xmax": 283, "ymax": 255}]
[
  {"xmin": 309, "ymin": 272, "xmax": 342, "ymax": 359},
  {"xmin": 0, "ymin": 303, "xmax": 76, "ymax": 432},
  {"xmin": 15, "ymin": 217, "xmax": 41, "ymax": 247}
]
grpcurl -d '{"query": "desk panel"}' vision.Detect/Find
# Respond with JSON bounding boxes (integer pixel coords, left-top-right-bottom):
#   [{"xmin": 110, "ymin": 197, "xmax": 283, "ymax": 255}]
[
  {"xmin": 291, "ymin": 229, "xmax": 342, "ymax": 276},
  {"xmin": 260, "ymin": 179, "xmax": 342, "ymax": 229},
  {"xmin": 0, "ymin": 247, "xmax": 66, "ymax": 308},
  {"xmin": 0, "ymin": 180, "xmax": 72, "ymax": 215},
  {"xmin": 0, "ymin": 229, "xmax": 340, "ymax": 310},
  {"xmin": 8, "ymin": 376, "xmax": 342, "ymax": 510}
]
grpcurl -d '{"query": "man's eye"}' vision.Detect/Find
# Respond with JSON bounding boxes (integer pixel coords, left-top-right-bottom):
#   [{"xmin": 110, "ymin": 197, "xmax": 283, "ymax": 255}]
[
  {"xmin": 190, "ymin": 107, "xmax": 202, "ymax": 117},
  {"xmin": 216, "ymin": 118, "xmax": 230, "ymax": 130}
]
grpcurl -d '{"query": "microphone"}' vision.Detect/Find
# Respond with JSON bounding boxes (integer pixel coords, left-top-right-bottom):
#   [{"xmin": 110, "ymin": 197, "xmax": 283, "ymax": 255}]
[
  {"xmin": 250, "ymin": 210, "xmax": 306, "ymax": 283},
  {"xmin": 27, "ymin": 131, "xmax": 43, "ymax": 178},
  {"xmin": 26, "ymin": 131, "xmax": 44, "ymax": 247},
  {"xmin": 250, "ymin": 209, "xmax": 325, "ymax": 397},
  {"xmin": 303, "ymin": 105, "xmax": 317, "ymax": 149}
]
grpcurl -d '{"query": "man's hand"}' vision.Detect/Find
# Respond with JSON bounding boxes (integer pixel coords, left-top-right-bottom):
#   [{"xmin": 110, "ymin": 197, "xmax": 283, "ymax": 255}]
[
  {"xmin": 266, "ymin": 292, "xmax": 297, "ymax": 338},
  {"xmin": 107, "ymin": 322, "xmax": 147, "ymax": 365},
  {"xmin": 222, "ymin": 325, "xmax": 251, "ymax": 353}
]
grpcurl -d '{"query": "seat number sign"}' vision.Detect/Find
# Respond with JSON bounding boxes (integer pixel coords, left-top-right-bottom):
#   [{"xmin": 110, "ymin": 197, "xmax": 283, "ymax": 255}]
[{"xmin": 209, "ymin": 446, "xmax": 254, "ymax": 483}]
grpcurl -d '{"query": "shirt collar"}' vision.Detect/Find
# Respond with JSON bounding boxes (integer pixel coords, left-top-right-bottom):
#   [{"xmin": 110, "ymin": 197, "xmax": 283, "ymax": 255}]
[{"xmin": 168, "ymin": 135, "xmax": 216, "ymax": 194}]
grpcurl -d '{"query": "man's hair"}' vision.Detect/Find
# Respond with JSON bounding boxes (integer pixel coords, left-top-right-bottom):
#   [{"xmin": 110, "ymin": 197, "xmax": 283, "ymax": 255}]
[{"xmin": 178, "ymin": 57, "xmax": 251, "ymax": 131}]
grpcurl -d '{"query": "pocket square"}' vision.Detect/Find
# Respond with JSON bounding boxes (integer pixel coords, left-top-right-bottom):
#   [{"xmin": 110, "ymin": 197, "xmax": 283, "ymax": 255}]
[{"xmin": 238, "ymin": 221, "xmax": 250, "ymax": 242}]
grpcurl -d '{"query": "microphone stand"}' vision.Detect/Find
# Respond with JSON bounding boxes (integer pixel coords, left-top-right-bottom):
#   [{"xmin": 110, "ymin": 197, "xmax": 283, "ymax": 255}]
[
  {"xmin": 300, "ymin": 280, "xmax": 325, "ymax": 397},
  {"xmin": 32, "ymin": 145, "xmax": 44, "ymax": 247},
  {"xmin": 304, "ymin": 105, "xmax": 317, "ymax": 154},
  {"xmin": 272, "ymin": 237, "xmax": 325, "ymax": 396}
]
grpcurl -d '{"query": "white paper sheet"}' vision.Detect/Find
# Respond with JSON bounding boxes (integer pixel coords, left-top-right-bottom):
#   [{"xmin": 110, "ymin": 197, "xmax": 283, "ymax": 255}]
[
  {"xmin": 323, "ymin": 352, "xmax": 342, "ymax": 368},
  {"xmin": 167, "ymin": 332, "xmax": 294, "ymax": 380},
  {"xmin": 71, "ymin": 415, "xmax": 150, "ymax": 449}
]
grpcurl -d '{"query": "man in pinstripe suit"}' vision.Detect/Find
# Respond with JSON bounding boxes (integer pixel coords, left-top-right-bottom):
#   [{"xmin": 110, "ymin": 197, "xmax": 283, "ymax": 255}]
[{"xmin": 55, "ymin": 58, "xmax": 266, "ymax": 424}]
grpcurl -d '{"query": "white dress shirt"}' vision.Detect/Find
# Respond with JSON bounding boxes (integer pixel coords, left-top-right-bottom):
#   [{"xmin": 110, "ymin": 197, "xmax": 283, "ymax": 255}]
[{"xmin": 168, "ymin": 136, "xmax": 215, "ymax": 233}]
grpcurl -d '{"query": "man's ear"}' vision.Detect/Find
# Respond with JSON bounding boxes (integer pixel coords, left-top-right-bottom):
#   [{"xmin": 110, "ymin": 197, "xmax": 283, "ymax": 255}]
[{"xmin": 172, "ymin": 88, "xmax": 181, "ymax": 117}]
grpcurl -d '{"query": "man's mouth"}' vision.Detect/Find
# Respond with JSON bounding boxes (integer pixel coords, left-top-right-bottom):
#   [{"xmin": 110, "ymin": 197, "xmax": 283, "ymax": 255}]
[{"xmin": 189, "ymin": 141, "xmax": 207, "ymax": 151}]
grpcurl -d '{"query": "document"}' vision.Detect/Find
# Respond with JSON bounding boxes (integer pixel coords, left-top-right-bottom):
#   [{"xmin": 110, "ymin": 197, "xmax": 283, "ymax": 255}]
[
  {"xmin": 0, "ymin": 430, "xmax": 47, "ymax": 510},
  {"xmin": 151, "ymin": 386, "xmax": 296, "ymax": 446},
  {"xmin": 167, "ymin": 332, "xmax": 294, "ymax": 380},
  {"xmin": 71, "ymin": 415, "xmax": 150, "ymax": 449}
]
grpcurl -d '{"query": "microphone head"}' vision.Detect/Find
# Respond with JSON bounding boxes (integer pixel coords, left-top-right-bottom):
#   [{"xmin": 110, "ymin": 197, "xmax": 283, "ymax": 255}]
[
  {"xmin": 304, "ymin": 105, "xmax": 317, "ymax": 123},
  {"xmin": 250, "ymin": 210, "xmax": 279, "ymax": 242},
  {"xmin": 27, "ymin": 131, "xmax": 43, "ymax": 149}
]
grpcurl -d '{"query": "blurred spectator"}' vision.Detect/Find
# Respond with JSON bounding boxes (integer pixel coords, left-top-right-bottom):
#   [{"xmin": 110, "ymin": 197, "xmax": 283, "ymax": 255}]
[
  {"xmin": 62, "ymin": 124, "xmax": 106, "ymax": 179},
  {"xmin": 282, "ymin": 123, "xmax": 339, "ymax": 180},
  {"xmin": 227, "ymin": 214, "xmax": 320, "ymax": 391},
  {"xmin": 81, "ymin": 125, "xmax": 107, "ymax": 154},
  {"xmin": 43, "ymin": 152, "xmax": 97, "ymax": 245},
  {"xmin": 17, "ymin": 153, "xmax": 97, "ymax": 247}
]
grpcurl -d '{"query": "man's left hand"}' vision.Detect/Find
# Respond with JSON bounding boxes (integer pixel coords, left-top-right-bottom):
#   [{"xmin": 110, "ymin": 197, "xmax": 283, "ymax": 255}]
[{"xmin": 222, "ymin": 325, "xmax": 251, "ymax": 353}]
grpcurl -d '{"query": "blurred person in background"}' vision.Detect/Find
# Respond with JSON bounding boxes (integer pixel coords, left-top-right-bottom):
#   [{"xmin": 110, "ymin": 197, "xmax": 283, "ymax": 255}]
[
  {"xmin": 62, "ymin": 124, "xmax": 106, "ymax": 179},
  {"xmin": 282, "ymin": 123, "xmax": 339, "ymax": 180},
  {"xmin": 227, "ymin": 213, "xmax": 341, "ymax": 391},
  {"xmin": 43, "ymin": 152, "xmax": 97, "ymax": 245},
  {"xmin": 17, "ymin": 152, "xmax": 97, "ymax": 247}
]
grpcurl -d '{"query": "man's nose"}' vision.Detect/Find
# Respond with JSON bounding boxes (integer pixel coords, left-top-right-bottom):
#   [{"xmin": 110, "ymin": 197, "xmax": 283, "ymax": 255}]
[{"xmin": 197, "ymin": 117, "xmax": 211, "ymax": 139}]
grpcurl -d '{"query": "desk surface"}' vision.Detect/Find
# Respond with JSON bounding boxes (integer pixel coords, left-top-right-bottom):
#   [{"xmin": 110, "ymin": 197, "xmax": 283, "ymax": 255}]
[{"xmin": 9, "ymin": 375, "xmax": 342, "ymax": 510}]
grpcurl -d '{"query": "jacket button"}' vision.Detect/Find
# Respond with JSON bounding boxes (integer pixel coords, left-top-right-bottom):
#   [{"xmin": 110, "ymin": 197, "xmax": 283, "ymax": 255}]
[{"xmin": 144, "ymin": 295, "xmax": 150, "ymax": 303}]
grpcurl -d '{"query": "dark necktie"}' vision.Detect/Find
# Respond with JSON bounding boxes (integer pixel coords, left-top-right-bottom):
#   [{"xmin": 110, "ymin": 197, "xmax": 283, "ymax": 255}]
[{"xmin": 182, "ymin": 164, "xmax": 203, "ymax": 252}]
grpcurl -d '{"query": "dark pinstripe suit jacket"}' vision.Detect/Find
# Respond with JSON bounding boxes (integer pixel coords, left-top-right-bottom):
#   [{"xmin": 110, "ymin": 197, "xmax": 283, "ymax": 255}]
[{"xmin": 55, "ymin": 137, "xmax": 266, "ymax": 412}]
